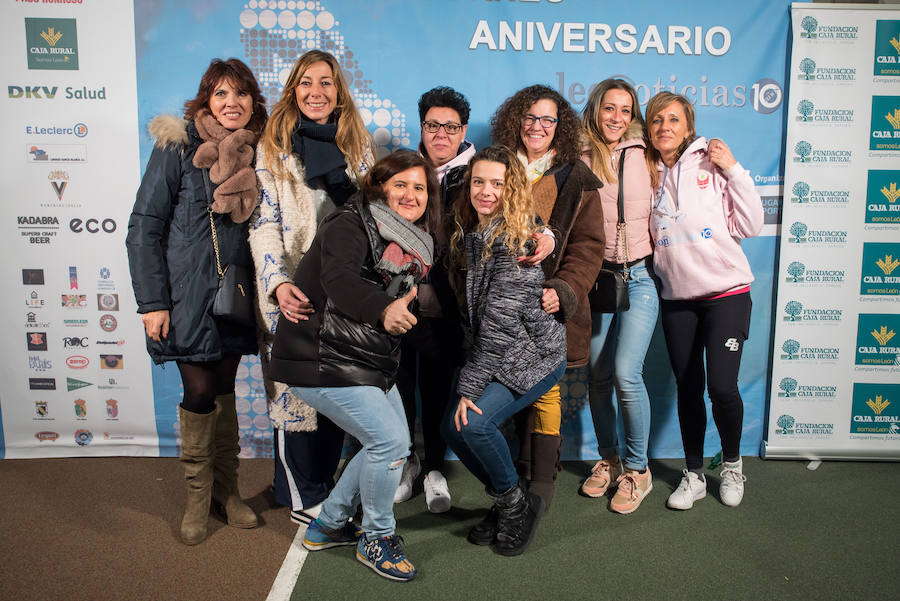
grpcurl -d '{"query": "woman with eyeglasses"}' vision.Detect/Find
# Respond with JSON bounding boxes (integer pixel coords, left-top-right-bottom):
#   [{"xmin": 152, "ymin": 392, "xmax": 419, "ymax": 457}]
[
  {"xmin": 645, "ymin": 92, "xmax": 763, "ymax": 510},
  {"xmin": 249, "ymin": 49, "xmax": 373, "ymax": 526},
  {"xmin": 490, "ymin": 84, "xmax": 605, "ymax": 514}
]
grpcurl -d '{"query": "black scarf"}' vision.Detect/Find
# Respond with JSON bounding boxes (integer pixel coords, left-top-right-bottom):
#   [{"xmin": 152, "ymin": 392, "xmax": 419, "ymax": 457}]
[{"xmin": 290, "ymin": 117, "xmax": 355, "ymax": 206}]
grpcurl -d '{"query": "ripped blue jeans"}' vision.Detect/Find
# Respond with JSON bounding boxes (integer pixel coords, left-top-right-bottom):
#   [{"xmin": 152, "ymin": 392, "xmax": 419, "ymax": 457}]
[{"xmin": 289, "ymin": 384, "xmax": 410, "ymax": 538}]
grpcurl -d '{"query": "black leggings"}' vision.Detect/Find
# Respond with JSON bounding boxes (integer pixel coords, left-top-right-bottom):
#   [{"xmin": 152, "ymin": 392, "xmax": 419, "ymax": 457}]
[
  {"xmin": 660, "ymin": 292, "xmax": 751, "ymax": 470},
  {"xmin": 177, "ymin": 354, "xmax": 243, "ymax": 414}
]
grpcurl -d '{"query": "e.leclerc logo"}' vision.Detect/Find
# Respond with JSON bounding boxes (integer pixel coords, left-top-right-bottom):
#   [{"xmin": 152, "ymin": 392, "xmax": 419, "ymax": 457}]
[
  {"xmin": 870, "ymin": 96, "xmax": 900, "ymax": 151},
  {"xmin": 873, "ymin": 20, "xmax": 900, "ymax": 77},
  {"xmin": 855, "ymin": 314, "xmax": 900, "ymax": 367},
  {"xmin": 24, "ymin": 18, "xmax": 78, "ymax": 70},
  {"xmin": 860, "ymin": 242, "xmax": 900, "ymax": 295},
  {"xmin": 25, "ymin": 122, "xmax": 87, "ymax": 138},
  {"xmin": 865, "ymin": 170, "xmax": 900, "ymax": 224}
]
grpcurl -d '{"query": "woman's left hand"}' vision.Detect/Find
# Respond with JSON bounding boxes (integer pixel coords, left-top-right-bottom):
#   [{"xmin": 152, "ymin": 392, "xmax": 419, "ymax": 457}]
[
  {"xmin": 541, "ymin": 287, "xmax": 560, "ymax": 314},
  {"xmin": 708, "ymin": 138, "xmax": 737, "ymax": 171},
  {"xmin": 454, "ymin": 396, "xmax": 483, "ymax": 431},
  {"xmin": 519, "ymin": 231, "xmax": 554, "ymax": 265}
]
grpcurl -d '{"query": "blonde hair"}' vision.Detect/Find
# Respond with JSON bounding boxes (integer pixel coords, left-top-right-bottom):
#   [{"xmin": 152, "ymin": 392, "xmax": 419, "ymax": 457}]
[
  {"xmin": 581, "ymin": 78, "xmax": 645, "ymax": 183},
  {"xmin": 259, "ymin": 50, "xmax": 372, "ymax": 180},
  {"xmin": 645, "ymin": 91, "xmax": 696, "ymax": 188},
  {"xmin": 450, "ymin": 145, "xmax": 539, "ymax": 266}
]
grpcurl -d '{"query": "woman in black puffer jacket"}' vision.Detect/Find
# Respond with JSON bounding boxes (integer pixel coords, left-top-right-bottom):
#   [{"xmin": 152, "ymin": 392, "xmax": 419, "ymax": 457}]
[
  {"xmin": 268, "ymin": 151, "xmax": 440, "ymax": 583},
  {"xmin": 126, "ymin": 58, "xmax": 265, "ymax": 545}
]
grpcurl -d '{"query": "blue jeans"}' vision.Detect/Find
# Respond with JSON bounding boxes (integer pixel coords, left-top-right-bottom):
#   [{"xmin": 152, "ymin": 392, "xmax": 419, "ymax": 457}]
[
  {"xmin": 289, "ymin": 385, "xmax": 410, "ymax": 539},
  {"xmin": 588, "ymin": 261, "xmax": 659, "ymax": 471},
  {"xmin": 441, "ymin": 361, "xmax": 566, "ymax": 494}
]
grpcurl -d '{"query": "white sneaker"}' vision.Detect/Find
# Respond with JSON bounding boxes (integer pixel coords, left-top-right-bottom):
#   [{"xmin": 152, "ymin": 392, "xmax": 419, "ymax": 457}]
[
  {"xmin": 719, "ymin": 459, "xmax": 747, "ymax": 507},
  {"xmin": 423, "ymin": 470, "xmax": 451, "ymax": 513},
  {"xmin": 666, "ymin": 470, "xmax": 707, "ymax": 510},
  {"xmin": 393, "ymin": 453, "xmax": 421, "ymax": 503}
]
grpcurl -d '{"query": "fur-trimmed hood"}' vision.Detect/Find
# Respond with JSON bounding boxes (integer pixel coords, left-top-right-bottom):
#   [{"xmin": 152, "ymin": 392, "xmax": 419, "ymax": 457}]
[{"xmin": 148, "ymin": 114, "xmax": 189, "ymax": 150}]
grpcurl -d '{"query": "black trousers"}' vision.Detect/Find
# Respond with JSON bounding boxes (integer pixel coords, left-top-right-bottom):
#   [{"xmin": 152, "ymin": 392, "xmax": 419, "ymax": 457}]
[
  {"xmin": 396, "ymin": 315, "xmax": 461, "ymax": 472},
  {"xmin": 660, "ymin": 292, "xmax": 751, "ymax": 470},
  {"xmin": 272, "ymin": 417, "xmax": 345, "ymax": 511}
]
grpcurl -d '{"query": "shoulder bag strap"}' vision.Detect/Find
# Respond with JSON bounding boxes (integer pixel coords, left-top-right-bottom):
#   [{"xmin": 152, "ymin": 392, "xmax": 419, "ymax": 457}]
[
  {"xmin": 202, "ymin": 168, "xmax": 224, "ymax": 279},
  {"xmin": 617, "ymin": 149, "xmax": 629, "ymax": 280}
]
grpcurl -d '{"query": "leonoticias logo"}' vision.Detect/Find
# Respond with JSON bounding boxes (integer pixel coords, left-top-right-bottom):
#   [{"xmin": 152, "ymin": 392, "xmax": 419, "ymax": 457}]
[
  {"xmin": 792, "ymin": 140, "xmax": 852, "ymax": 165},
  {"xmin": 789, "ymin": 180, "xmax": 850, "ymax": 206}
]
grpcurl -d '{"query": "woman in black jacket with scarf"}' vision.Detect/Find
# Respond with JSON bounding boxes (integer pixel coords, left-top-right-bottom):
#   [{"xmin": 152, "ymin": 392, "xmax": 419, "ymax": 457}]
[
  {"xmin": 126, "ymin": 58, "xmax": 266, "ymax": 545},
  {"xmin": 268, "ymin": 151, "xmax": 440, "ymax": 582}
]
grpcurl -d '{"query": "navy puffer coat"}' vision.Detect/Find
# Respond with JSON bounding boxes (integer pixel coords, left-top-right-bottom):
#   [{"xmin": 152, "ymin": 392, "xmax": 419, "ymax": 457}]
[{"xmin": 126, "ymin": 115, "xmax": 257, "ymax": 364}]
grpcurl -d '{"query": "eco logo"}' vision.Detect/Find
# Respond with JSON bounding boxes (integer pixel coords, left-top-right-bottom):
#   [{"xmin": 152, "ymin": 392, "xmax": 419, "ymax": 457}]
[
  {"xmin": 777, "ymin": 376, "xmax": 837, "ymax": 400},
  {"xmin": 851, "ymin": 383, "xmax": 900, "ymax": 436},
  {"xmin": 870, "ymin": 96, "xmax": 900, "ymax": 151},
  {"xmin": 782, "ymin": 300, "xmax": 842, "ymax": 323},
  {"xmin": 795, "ymin": 99, "xmax": 853, "ymax": 124},
  {"xmin": 856, "ymin": 314, "xmax": 900, "ymax": 366},
  {"xmin": 865, "ymin": 170, "xmax": 900, "ymax": 224},
  {"xmin": 873, "ymin": 20, "xmax": 900, "ymax": 77},
  {"xmin": 860, "ymin": 242, "xmax": 900, "ymax": 295},
  {"xmin": 25, "ymin": 18, "xmax": 78, "ymax": 70},
  {"xmin": 797, "ymin": 57, "xmax": 856, "ymax": 82},
  {"xmin": 792, "ymin": 140, "xmax": 852, "ymax": 164}
]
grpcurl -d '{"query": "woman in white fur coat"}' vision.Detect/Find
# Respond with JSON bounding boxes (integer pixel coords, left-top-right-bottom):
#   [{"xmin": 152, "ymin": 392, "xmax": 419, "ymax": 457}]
[{"xmin": 249, "ymin": 50, "xmax": 373, "ymax": 525}]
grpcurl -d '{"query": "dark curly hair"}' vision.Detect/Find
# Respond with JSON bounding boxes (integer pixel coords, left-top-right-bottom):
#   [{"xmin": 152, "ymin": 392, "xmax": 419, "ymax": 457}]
[
  {"xmin": 490, "ymin": 84, "xmax": 581, "ymax": 167},
  {"xmin": 183, "ymin": 58, "xmax": 267, "ymax": 134},
  {"xmin": 417, "ymin": 86, "xmax": 471, "ymax": 124}
]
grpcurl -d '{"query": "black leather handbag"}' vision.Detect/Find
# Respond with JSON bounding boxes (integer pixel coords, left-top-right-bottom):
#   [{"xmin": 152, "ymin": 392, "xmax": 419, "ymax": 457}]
[{"xmin": 588, "ymin": 150, "xmax": 630, "ymax": 313}]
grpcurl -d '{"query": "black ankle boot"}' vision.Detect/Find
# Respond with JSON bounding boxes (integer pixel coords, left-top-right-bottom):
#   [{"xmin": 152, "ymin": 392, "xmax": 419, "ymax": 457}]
[
  {"xmin": 490, "ymin": 483, "xmax": 544, "ymax": 556},
  {"xmin": 467, "ymin": 505, "xmax": 499, "ymax": 546}
]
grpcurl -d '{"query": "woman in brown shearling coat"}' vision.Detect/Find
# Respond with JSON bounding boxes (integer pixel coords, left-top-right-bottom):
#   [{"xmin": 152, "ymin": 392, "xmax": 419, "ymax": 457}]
[{"xmin": 491, "ymin": 84, "xmax": 605, "ymax": 512}]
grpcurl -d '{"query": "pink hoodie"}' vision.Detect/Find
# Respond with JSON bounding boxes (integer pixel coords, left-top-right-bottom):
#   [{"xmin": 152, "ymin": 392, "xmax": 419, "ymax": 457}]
[{"xmin": 650, "ymin": 137, "xmax": 763, "ymax": 301}]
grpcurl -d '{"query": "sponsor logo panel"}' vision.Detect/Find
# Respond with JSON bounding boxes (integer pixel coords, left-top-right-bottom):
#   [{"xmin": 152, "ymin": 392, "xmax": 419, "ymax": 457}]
[
  {"xmin": 26, "ymin": 144, "xmax": 87, "ymax": 162},
  {"xmin": 870, "ymin": 96, "xmax": 900, "ymax": 152},
  {"xmin": 856, "ymin": 314, "xmax": 900, "ymax": 366},
  {"xmin": 850, "ymin": 383, "xmax": 900, "ymax": 437},
  {"xmin": 860, "ymin": 242, "xmax": 900, "ymax": 296},
  {"xmin": 873, "ymin": 20, "xmax": 900, "ymax": 77},
  {"xmin": 24, "ymin": 17, "xmax": 78, "ymax": 70}
]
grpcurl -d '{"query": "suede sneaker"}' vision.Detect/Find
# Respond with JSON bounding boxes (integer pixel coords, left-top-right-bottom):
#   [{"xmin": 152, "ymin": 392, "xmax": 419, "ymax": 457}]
[
  {"xmin": 301, "ymin": 518, "xmax": 361, "ymax": 551},
  {"xmin": 719, "ymin": 459, "xmax": 747, "ymax": 507},
  {"xmin": 356, "ymin": 534, "xmax": 417, "ymax": 582},
  {"xmin": 610, "ymin": 469, "xmax": 653, "ymax": 514},
  {"xmin": 580, "ymin": 457, "xmax": 623, "ymax": 497},
  {"xmin": 666, "ymin": 470, "xmax": 707, "ymax": 510}
]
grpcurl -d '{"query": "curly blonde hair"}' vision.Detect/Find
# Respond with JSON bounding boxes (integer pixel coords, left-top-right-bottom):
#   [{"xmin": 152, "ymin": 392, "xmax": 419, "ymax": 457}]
[
  {"xmin": 259, "ymin": 49, "xmax": 371, "ymax": 180},
  {"xmin": 450, "ymin": 145, "xmax": 539, "ymax": 266}
]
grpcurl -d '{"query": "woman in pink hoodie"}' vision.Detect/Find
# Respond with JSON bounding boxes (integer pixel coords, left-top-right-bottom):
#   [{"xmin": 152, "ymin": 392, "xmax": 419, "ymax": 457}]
[
  {"xmin": 645, "ymin": 92, "xmax": 763, "ymax": 511},
  {"xmin": 579, "ymin": 79, "xmax": 658, "ymax": 515}
]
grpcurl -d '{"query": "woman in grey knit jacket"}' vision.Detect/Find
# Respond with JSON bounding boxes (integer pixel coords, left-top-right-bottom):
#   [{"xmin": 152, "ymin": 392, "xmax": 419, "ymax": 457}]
[{"xmin": 441, "ymin": 145, "xmax": 566, "ymax": 557}]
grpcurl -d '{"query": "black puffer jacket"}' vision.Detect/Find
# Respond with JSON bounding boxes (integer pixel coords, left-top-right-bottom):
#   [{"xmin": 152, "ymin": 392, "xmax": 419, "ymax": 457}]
[
  {"xmin": 267, "ymin": 193, "xmax": 401, "ymax": 390},
  {"xmin": 126, "ymin": 115, "xmax": 257, "ymax": 364}
]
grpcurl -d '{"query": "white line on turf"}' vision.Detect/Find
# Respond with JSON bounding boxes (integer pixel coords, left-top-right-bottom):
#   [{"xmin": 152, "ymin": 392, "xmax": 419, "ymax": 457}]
[{"xmin": 265, "ymin": 525, "xmax": 308, "ymax": 601}]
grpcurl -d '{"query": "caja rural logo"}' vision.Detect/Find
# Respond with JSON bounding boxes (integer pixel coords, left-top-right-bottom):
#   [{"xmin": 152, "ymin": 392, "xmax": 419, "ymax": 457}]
[
  {"xmin": 856, "ymin": 314, "xmax": 900, "ymax": 367},
  {"xmin": 870, "ymin": 96, "xmax": 900, "ymax": 151},
  {"xmin": 873, "ymin": 20, "xmax": 900, "ymax": 77},
  {"xmin": 798, "ymin": 15, "xmax": 858, "ymax": 41},
  {"xmin": 860, "ymin": 242, "xmax": 900, "ymax": 296},
  {"xmin": 783, "ymin": 259, "xmax": 845, "ymax": 286},
  {"xmin": 794, "ymin": 99, "xmax": 853, "ymax": 125},
  {"xmin": 792, "ymin": 140, "xmax": 852, "ymax": 165},
  {"xmin": 780, "ymin": 338, "xmax": 840, "ymax": 362},
  {"xmin": 865, "ymin": 170, "xmax": 900, "ymax": 224},
  {"xmin": 24, "ymin": 18, "xmax": 78, "ymax": 70},
  {"xmin": 783, "ymin": 300, "xmax": 842, "ymax": 323},
  {"xmin": 785, "ymin": 221, "xmax": 847, "ymax": 246},
  {"xmin": 796, "ymin": 57, "xmax": 856, "ymax": 83},
  {"xmin": 789, "ymin": 180, "xmax": 849, "ymax": 206},
  {"xmin": 851, "ymin": 383, "xmax": 900, "ymax": 436},
  {"xmin": 777, "ymin": 376, "xmax": 837, "ymax": 400},
  {"xmin": 774, "ymin": 414, "xmax": 834, "ymax": 437}
]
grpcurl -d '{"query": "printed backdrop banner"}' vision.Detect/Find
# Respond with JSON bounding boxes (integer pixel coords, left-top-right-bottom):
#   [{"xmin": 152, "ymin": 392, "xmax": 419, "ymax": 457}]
[
  {"xmin": 766, "ymin": 3, "xmax": 900, "ymax": 460},
  {"xmin": 2, "ymin": 0, "xmax": 793, "ymax": 460}
]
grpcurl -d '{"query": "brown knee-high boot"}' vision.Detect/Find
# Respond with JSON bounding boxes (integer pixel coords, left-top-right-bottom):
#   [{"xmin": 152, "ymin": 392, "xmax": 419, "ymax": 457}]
[
  {"xmin": 178, "ymin": 406, "xmax": 216, "ymax": 545},
  {"xmin": 211, "ymin": 393, "xmax": 258, "ymax": 529},
  {"xmin": 514, "ymin": 408, "xmax": 535, "ymax": 480},
  {"xmin": 528, "ymin": 433, "xmax": 562, "ymax": 516}
]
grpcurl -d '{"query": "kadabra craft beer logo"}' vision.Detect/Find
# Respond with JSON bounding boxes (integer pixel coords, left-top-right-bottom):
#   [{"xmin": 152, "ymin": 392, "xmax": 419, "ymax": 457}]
[
  {"xmin": 794, "ymin": 99, "xmax": 854, "ymax": 125},
  {"xmin": 792, "ymin": 140, "xmax": 852, "ymax": 165},
  {"xmin": 873, "ymin": 20, "xmax": 900, "ymax": 77},
  {"xmin": 782, "ymin": 299, "xmax": 843, "ymax": 324},
  {"xmin": 856, "ymin": 314, "xmax": 900, "ymax": 366},
  {"xmin": 796, "ymin": 57, "xmax": 856, "ymax": 83},
  {"xmin": 780, "ymin": 338, "xmax": 840, "ymax": 363},
  {"xmin": 777, "ymin": 376, "xmax": 837, "ymax": 400},
  {"xmin": 799, "ymin": 15, "xmax": 858, "ymax": 41},
  {"xmin": 870, "ymin": 96, "xmax": 900, "ymax": 152},
  {"xmin": 860, "ymin": 242, "xmax": 900, "ymax": 296},
  {"xmin": 865, "ymin": 170, "xmax": 900, "ymax": 224},
  {"xmin": 25, "ymin": 18, "xmax": 78, "ymax": 70},
  {"xmin": 850, "ymin": 383, "xmax": 900, "ymax": 437}
]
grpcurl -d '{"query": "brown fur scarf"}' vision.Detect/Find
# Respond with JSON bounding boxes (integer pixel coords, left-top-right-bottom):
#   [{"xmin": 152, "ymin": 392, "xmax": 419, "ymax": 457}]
[{"xmin": 191, "ymin": 108, "xmax": 259, "ymax": 223}]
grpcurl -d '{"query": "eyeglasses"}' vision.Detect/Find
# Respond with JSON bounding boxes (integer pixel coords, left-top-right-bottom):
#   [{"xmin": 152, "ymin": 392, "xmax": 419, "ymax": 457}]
[
  {"xmin": 522, "ymin": 114, "xmax": 559, "ymax": 128},
  {"xmin": 422, "ymin": 120, "xmax": 463, "ymax": 134}
]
